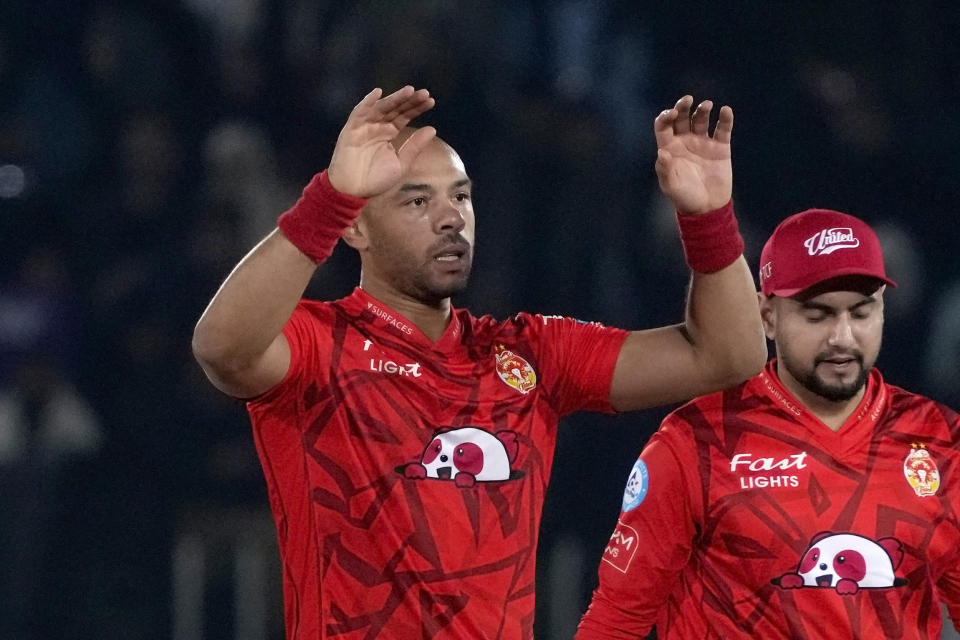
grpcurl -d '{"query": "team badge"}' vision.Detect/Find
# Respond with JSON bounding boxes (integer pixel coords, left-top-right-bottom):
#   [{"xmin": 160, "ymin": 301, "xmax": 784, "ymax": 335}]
[
  {"xmin": 621, "ymin": 459, "xmax": 649, "ymax": 512},
  {"xmin": 494, "ymin": 345, "xmax": 537, "ymax": 394},
  {"xmin": 903, "ymin": 443, "xmax": 940, "ymax": 497}
]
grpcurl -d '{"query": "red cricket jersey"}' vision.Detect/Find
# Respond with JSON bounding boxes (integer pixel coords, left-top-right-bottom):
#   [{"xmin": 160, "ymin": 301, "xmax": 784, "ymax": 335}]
[
  {"xmin": 578, "ymin": 360, "xmax": 960, "ymax": 639},
  {"xmin": 246, "ymin": 288, "xmax": 627, "ymax": 639}
]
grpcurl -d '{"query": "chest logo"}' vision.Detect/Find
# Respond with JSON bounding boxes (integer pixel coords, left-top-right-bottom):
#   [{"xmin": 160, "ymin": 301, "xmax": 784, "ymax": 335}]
[
  {"xmin": 773, "ymin": 531, "xmax": 907, "ymax": 595},
  {"xmin": 494, "ymin": 346, "xmax": 537, "ymax": 394},
  {"xmin": 400, "ymin": 427, "xmax": 522, "ymax": 488},
  {"xmin": 903, "ymin": 443, "xmax": 940, "ymax": 497}
]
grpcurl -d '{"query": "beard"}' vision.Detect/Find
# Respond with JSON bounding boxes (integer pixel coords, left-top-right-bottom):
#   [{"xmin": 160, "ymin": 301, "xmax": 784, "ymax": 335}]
[
  {"xmin": 408, "ymin": 260, "xmax": 472, "ymax": 304},
  {"xmin": 782, "ymin": 350, "xmax": 871, "ymax": 402},
  {"xmin": 373, "ymin": 233, "xmax": 474, "ymax": 306}
]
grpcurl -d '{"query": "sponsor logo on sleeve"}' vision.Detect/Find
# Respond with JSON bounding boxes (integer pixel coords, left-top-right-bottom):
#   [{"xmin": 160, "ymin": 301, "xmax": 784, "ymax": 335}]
[
  {"xmin": 602, "ymin": 520, "xmax": 639, "ymax": 574},
  {"xmin": 621, "ymin": 459, "xmax": 649, "ymax": 512}
]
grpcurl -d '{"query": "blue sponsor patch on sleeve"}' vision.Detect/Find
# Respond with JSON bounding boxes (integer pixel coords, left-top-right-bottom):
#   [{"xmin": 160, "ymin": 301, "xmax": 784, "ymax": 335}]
[{"xmin": 621, "ymin": 459, "xmax": 649, "ymax": 512}]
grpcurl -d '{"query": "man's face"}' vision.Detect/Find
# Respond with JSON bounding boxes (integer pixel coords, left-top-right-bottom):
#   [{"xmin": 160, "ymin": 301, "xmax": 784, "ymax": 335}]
[
  {"xmin": 357, "ymin": 138, "xmax": 474, "ymax": 305},
  {"xmin": 762, "ymin": 285, "xmax": 885, "ymax": 403}
]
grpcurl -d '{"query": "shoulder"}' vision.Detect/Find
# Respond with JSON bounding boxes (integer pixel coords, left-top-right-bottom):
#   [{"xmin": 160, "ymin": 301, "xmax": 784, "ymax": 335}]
[
  {"xmin": 295, "ymin": 298, "xmax": 336, "ymax": 315},
  {"xmin": 884, "ymin": 379, "xmax": 960, "ymax": 427},
  {"xmin": 293, "ymin": 297, "xmax": 353, "ymax": 324},
  {"xmin": 664, "ymin": 376, "xmax": 758, "ymax": 435}
]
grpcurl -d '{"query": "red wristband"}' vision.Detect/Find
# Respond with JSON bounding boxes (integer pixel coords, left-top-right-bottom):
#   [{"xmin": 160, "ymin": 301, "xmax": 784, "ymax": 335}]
[
  {"xmin": 277, "ymin": 170, "xmax": 368, "ymax": 264},
  {"xmin": 675, "ymin": 200, "xmax": 744, "ymax": 273}
]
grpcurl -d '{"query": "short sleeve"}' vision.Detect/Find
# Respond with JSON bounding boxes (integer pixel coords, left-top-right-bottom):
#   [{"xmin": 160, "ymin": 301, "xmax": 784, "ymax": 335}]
[
  {"xmin": 527, "ymin": 315, "xmax": 628, "ymax": 416},
  {"xmin": 247, "ymin": 301, "xmax": 332, "ymax": 408}
]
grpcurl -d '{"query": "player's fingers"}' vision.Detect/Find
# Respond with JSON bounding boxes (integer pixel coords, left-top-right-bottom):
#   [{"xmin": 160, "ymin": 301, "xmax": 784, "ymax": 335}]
[
  {"xmin": 350, "ymin": 88, "xmax": 384, "ymax": 116},
  {"xmin": 691, "ymin": 100, "xmax": 713, "ymax": 136},
  {"xmin": 673, "ymin": 95, "xmax": 693, "ymax": 135},
  {"xmin": 382, "ymin": 90, "xmax": 432, "ymax": 128},
  {"xmin": 713, "ymin": 105, "xmax": 734, "ymax": 143},
  {"xmin": 395, "ymin": 126, "xmax": 437, "ymax": 166},
  {"xmin": 654, "ymin": 148, "xmax": 673, "ymax": 180},
  {"xmin": 654, "ymin": 108, "xmax": 677, "ymax": 148},
  {"xmin": 394, "ymin": 91, "xmax": 435, "ymax": 126},
  {"xmin": 375, "ymin": 85, "xmax": 418, "ymax": 117}
]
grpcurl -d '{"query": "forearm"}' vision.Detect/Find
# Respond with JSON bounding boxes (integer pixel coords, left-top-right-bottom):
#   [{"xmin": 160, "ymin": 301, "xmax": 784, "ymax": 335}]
[
  {"xmin": 576, "ymin": 591, "xmax": 656, "ymax": 639},
  {"xmin": 192, "ymin": 228, "xmax": 315, "ymax": 373},
  {"xmin": 683, "ymin": 253, "xmax": 767, "ymax": 388},
  {"xmin": 193, "ymin": 167, "xmax": 367, "ymax": 397}
]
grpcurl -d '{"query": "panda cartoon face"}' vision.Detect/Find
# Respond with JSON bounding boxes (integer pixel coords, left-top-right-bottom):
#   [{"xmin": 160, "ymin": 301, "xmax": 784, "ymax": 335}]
[
  {"xmin": 775, "ymin": 531, "xmax": 905, "ymax": 595},
  {"xmin": 415, "ymin": 427, "xmax": 518, "ymax": 485}
]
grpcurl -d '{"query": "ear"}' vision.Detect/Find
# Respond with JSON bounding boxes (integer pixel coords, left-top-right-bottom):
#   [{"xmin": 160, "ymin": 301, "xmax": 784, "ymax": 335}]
[
  {"xmin": 759, "ymin": 293, "xmax": 777, "ymax": 341},
  {"xmin": 341, "ymin": 216, "xmax": 369, "ymax": 251}
]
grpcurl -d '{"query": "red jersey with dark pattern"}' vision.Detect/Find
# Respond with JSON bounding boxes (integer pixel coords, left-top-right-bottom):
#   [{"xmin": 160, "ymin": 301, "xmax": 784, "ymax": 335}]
[
  {"xmin": 578, "ymin": 361, "xmax": 960, "ymax": 639},
  {"xmin": 247, "ymin": 288, "xmax": 627, "ymax": 639}
]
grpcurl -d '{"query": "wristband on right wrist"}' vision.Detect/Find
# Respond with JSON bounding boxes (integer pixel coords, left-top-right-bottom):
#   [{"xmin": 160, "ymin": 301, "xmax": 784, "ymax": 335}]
[
  {"xmin": 675, "ymin": 200, "xmax": 745, "ymax": 273},
  {"xmin": 277, "ymin": 170, "xmax": 368, "ymax": 264}
]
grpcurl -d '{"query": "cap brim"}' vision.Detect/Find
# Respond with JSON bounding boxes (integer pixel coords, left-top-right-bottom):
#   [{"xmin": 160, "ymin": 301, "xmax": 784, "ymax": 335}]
[{"xmin": 767, "ymin": 269, "xmax": 897, "ymax": 298}]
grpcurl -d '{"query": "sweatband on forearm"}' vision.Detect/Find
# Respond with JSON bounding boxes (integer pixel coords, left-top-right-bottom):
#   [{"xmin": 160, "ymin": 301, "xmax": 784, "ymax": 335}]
[
  {"xmin": 277, "ymin": 170, "xmax": 368, "ymax": 264},
  {"xmin": 675, "ymin": 200, "xmax": 744, "ymax": 273}
]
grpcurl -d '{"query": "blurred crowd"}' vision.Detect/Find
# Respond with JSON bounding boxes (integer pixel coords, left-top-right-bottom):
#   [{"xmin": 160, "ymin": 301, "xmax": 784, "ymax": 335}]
[{"xmin": 1, "ymin": 1, "xmax": 958, "ymax": 638}]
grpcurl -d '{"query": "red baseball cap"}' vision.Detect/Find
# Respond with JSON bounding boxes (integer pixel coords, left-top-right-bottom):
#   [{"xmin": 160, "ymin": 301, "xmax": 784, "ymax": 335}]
[{"xmin": 759, "ymin": 209, "xmax": 897, "ymax": 297}]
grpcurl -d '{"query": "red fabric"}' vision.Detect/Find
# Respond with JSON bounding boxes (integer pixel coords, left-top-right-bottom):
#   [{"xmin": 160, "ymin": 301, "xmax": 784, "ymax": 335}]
[
  {"xmin": 277, "ymin": 170, "xmax": 368, "ymax": 264},
  {"xmin": 759, "ymin": 208, "xmax": 896, "ymax": 297},
  {"xmin": 578, "ymin": 361, "xmax": 960, "ymax": 639},
  {"xmin": 246, "ymin": 288, "xmax": 628, "ymax": 639},
  {"xmin": 675, "ymin": 200, "xmax": 744, "ymax": 273}
]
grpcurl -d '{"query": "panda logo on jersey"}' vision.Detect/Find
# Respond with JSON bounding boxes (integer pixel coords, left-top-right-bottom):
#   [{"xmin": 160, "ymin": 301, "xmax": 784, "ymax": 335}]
[
  {"xmin": 772, "ymin": 531, "xmax": 907, "ymax": 595},
  {"xmin": 401, "ymin": 427, "xmax": 522, "ymax": 488}
]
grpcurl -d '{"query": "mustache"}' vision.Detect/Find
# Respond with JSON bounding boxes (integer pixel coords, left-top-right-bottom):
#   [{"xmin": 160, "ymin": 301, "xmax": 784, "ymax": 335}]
[{"xmin": 428, "ymin": 233, "xmax": 471, "ymax": 253}]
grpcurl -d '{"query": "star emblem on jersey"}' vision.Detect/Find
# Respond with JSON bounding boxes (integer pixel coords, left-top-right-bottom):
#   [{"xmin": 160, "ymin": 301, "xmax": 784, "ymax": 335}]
[
  {"xmin": 493, "ymin": 345, "xmax": 537, "ymax": 394},
  {"xmin": 772, "ymin": 531, "xmax": 907, "ymax": 595},
  {"xmin": 400, "ymin": 427, "xmax": 522, "ymax": 488},
  {"xmin": 903, "ymin": 443, "xmax": 940, "ymax": 497}
]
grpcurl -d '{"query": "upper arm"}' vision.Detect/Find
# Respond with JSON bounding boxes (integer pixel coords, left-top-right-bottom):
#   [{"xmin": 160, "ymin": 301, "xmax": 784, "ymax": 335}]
[
  {"xmin": 607, "ymin": 256, "xmax": 767, "ymax": 412},
  {"xmin": 195, "ymin": 331, "xmax": 292, "ymax": 400},
  {"xmin": 610, "ymin": 324, "xmax": 742, "ymax": 411},
  {"xmin": 578, "ymin": 429, "xmax": 696, "ymax": 637}
]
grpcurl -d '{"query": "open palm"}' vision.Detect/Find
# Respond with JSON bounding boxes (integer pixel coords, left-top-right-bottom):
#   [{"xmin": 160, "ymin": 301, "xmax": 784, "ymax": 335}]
[
  {"xmin": 654, "ymin": 95, "xmax": 733, "ymax": 214},
  {"xmin": 327, "ymin": 86, "xmax": 437, "ymax": 198}
]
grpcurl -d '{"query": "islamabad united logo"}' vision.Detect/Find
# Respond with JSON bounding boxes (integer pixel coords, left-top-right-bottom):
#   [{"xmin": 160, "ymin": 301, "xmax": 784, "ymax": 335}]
[
  {"xmin": 494, "ymin": 345, "xmax": 537, "ymax": 394},
  {"xmin": 903, "ymin": 443, "xmax": 940, "ymax": 497}
]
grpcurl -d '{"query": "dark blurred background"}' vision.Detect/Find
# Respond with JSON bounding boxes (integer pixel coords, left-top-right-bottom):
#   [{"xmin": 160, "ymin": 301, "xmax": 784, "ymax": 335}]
[{"xmin": 1, "ymin": 1, "xmax": 959, "ymax": 638}]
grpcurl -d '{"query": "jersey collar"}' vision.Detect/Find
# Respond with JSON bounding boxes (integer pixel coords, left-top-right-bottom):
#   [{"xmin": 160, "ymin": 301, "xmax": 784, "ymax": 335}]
[
  {"xmin": 757, "ymin": 359, "xmax": 889, "ymax": 438},
  {"xmin": 344, "ymin": 287, "xmax": 465, "ymax": 354}
]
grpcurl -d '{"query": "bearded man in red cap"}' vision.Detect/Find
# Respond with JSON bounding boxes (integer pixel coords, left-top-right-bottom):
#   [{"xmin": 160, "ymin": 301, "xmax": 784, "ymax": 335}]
[{"xmin": 577, "ymin": 209, "xmax": 960, "ymax": 640}]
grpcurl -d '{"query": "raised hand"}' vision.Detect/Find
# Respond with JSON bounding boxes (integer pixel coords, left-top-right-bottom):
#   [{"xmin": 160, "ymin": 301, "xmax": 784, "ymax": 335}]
[
  {"xmin": 327, "ymin": 86, "xmax": 437, "ymax": 198},
  {"xmin": 654, "ymin": 95, "xmax": 733, "ymax": 214}
]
